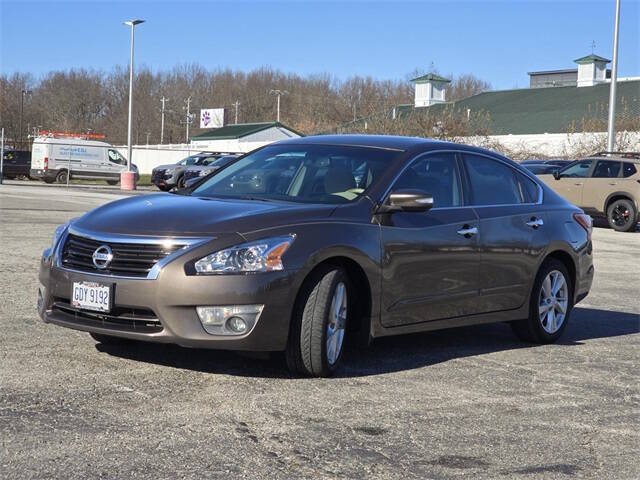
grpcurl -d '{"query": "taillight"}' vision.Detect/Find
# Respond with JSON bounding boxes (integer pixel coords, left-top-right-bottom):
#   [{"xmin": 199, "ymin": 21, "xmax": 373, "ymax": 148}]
[
  {"xmin": 573, "ymin": 213, "xmax": 592, "ymax": 240},
  {"xmin": 44, "ymin": 157, "xmax": 49, "ymax": 171}
]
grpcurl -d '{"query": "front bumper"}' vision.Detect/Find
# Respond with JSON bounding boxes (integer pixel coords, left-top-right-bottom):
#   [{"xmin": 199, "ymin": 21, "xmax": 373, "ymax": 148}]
[
  {"xmin": 37, "ymin": 237, "xmax": 299, "ymax": 351},
  {"xmin": 31, "ymin": 168, "xmax": 57, "ymax": 180}
]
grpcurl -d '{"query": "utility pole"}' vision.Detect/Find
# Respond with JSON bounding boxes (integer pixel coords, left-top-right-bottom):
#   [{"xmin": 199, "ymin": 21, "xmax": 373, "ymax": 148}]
[
  {"xmin": 233, "ymin": 100, "xmax": 240, "ymax": 124},
  {"xmin": 184, "ymin": 96, "xmax": 192, "ymax": 143},
  {"xmin": 124, "ymin": 19, "xmax": 144, "ymax": 175},
  {"xmin": 606, "ymin": 0, "xmax": 621, "ymax": 152},
  {"xmin": 269, "ymin": 89, "xmax": 288, "ymax": 122},
  {"xmin": 160, "ymin": 96, "xmax": 169, "ymax": 144}
]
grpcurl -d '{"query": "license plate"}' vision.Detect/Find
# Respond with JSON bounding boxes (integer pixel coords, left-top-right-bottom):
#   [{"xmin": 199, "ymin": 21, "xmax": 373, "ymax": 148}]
[{"xmin": 71, "ymin": 282, "xmax": 111, "ymax": 312}]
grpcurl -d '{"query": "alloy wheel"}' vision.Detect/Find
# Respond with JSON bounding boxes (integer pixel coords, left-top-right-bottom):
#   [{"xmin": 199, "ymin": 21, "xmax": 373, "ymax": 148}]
[
  {"xmin": 538, "ymin": 270, "xmax": 568, "ymax": 334},
  {"xmin": 612, "ymin": 205, "xmax": 631, "ymax": 227},
  {"xmin": 326, "ymin": 282, "xmax": 347, "ymax": 365}
]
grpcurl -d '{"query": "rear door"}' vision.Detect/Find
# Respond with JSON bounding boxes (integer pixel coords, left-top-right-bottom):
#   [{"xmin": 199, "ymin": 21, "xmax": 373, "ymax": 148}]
[
  {"xmin": 549, "ymin": 160, "xmax": 593, "ymax": 206},
  {"xmin": 462, "ymin": 153, "xmax": 546, "ymax": 313},
  {"xmin": 380, "ymin": 151, "xmax": 482, "ymax": 327},
  {"xmin": 581, "ymin": 160, "xmax": 622, "ymax": 214}
]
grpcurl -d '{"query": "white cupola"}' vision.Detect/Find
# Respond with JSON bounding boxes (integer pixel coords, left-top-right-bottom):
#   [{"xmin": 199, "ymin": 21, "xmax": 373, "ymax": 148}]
[
  {"xmin": 574, "ymin": 54, "xmax": 610, "ymax": 87},
  {"xmin": 411, "ymin": 73, "xmax": 451, "ymax": 107}
]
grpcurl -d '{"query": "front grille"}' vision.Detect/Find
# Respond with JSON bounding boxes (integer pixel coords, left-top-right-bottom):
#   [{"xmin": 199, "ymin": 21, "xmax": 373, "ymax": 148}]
[
  {"xmin": 151, "ymin": 169, "xmax": 166, "ymax": 182},
  {"xmin": 52, "ymin": 299, "xmax": 162, "ymax": 333},
  {"xmin": 61, "ymin": 233, "xmax": 184, "ymax": 278}
]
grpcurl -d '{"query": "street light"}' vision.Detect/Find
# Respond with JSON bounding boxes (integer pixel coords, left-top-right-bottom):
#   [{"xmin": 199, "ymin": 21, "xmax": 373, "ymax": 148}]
[
  {"xmin": 19, "ymin": 89, "xmax": 32, "ymax": 146},
  {"xmin": 606, "ymin": 0, "xmax": 621, "ymax": 151},
  {"xmin": 123, "ymin": 19, "xmax": 144, "ymax": 189}
]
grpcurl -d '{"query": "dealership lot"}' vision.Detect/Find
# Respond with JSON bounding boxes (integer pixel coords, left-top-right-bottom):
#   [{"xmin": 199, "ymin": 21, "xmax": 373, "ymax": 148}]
[{"xmin": 1, "ymin": 184, "xmax": 638, "ymax": 479}]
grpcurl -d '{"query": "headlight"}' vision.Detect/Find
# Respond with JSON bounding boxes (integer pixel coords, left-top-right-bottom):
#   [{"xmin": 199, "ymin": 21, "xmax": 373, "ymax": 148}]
[
  {"xmin": 194, "ymin": 235, "xmax": 295, "ymax": 274},
  {"xmin": 52, "ymin": 222, "xmax": 69, "ymax": 249}
]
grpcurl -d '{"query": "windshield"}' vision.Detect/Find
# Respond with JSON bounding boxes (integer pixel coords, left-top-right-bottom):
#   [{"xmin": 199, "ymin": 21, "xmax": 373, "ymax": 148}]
[{"xmin": 192, "ymin": 144, "xmax": 401, "ymax": 204}]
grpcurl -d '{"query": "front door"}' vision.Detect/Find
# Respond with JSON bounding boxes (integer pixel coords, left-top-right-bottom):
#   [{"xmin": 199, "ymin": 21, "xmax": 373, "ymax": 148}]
[
  {"xmin": 550, "ymin": 159, "xmax": 593, "ymax": 206},
  {"xmin": 380, "ymin": 152, "xmax": 481, "ymax": 327}
]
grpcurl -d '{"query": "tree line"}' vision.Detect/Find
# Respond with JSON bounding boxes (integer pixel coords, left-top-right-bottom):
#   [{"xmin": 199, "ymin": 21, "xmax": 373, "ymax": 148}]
[{"xmin": 0, "ymin": 64, "xmax": 491, "ymax": 147}]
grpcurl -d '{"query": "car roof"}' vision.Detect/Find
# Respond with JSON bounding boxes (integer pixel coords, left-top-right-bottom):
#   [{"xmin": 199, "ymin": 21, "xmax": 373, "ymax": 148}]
[
  {"xmin": 275, "ymin": 134, "xmax": 446, "ymax": 151},
  {"xmin": 584, "ymin": 153, "xmax": 640, "ymax": 163}
]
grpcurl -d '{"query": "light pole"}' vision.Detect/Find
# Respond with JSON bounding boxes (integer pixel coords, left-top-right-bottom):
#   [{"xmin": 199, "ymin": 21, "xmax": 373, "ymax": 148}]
[
  {"xmin": 19, "ymin": 89, "xmax": 32, "ymax": 146},
  {"xmin": 606, "ymin": 0, "xmax": 621, "ymax": 152},
  {"xmin": 123, "ymin": 19, "xmax": 144, "ymax": 189}
]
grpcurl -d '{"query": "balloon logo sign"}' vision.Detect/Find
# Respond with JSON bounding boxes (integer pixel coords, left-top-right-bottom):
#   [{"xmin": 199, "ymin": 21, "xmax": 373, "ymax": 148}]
[
  {"xmin": 200, "ymin": 108, "xmax": 224, "ymax": 129},
  {"xmin": 201, "ymin": 110, "xmax": 212, "ymax": 127}
]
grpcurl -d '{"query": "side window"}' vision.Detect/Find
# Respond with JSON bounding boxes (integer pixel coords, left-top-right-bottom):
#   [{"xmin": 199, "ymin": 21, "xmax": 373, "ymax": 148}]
[
  {"xmin": 392, "ymin": 153, "xmax": 462, "ymax": 208},
  {"xmin": 463, "ymin": 154, "xmax": 523, "ymax": 205},
  {"xmin": 515, "ymin": 171, "xmax": 540, "ymax": 203},
  {"xmin": 559, "ymin": 160, "xmax": 592, "ymax": 178},
  {"xmin": 107, "ymin": 149, "xmax": 126, "ymax": 165},
  {"xmin": 622, "ymin": 163, "xmax": 637, "ymax": 178},
  {"xmin": 592, "ymin": 160, "xmax": 621, "ymax": 178}
]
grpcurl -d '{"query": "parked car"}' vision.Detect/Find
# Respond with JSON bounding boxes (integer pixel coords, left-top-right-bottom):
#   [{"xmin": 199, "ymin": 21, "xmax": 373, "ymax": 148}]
[
  {"xmin": 523, "ymin": 163, "xmax": 560, "ymax": 175},
  {"xmin": 538, "ymin": 152, "xmax": 640, "ymax": 232},
  {"xmin": 30, "ymin": 136, "xmax": 138, "ymax": 185},
  {"xmin": 182, "ymin": 154, "xmax": 239, "ymax": 185},
  {"xmin": 38, "ymin": 135, "xmax": 594, "ymax": 377},
  {"xmin": 151, "ymin": 152, "xmax": 235, "ymax": 191},
  {"xmin": 2, "ymin": 150, "xmax": 31, "ymax": 179},
  {"xmin": 521, "ymin": 159, "xmax": 571, "ymax": 168}
]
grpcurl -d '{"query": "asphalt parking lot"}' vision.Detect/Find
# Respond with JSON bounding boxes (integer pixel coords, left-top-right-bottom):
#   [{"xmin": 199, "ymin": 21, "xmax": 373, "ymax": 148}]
[{"xmin": 1, "ymin": 183, "xmax": 638, "ymax": 479}]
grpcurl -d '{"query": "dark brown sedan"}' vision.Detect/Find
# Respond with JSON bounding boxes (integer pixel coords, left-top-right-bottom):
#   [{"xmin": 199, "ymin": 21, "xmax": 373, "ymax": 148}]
[{"xmin": 37, "ymin": 135, "xmax": 594, "ymax": 376}]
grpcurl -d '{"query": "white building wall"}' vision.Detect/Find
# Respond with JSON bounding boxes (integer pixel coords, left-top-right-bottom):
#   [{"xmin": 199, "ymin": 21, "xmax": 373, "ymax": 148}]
[
  {"xmin": 117, "ymin": 126, "xmax": 302, "ymax": 174},
  {"xmin": 462, "ymin": 131, "xmax": 640, "ymax": 157}
]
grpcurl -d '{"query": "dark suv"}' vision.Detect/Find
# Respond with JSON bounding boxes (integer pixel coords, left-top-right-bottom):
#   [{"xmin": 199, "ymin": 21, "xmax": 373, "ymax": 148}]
[{"xmin": 2, "ymin": 150, "xmax": 31, "ymax": 179}]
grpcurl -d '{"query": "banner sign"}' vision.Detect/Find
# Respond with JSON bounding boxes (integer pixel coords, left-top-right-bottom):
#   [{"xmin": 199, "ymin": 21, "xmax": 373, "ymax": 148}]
[{"xmin": 200, "ymin": 108, "xmax": 224, "ymax": 129}]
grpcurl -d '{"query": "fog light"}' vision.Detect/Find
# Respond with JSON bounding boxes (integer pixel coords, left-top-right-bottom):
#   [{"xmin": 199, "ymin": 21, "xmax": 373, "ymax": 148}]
[
  {"xmin": 226, "ymin": 316, "xmax": 248, "ymax": 333},
  {"xmin": 196, "ymin": 305, "xmax": 264, "ymax": 336}
]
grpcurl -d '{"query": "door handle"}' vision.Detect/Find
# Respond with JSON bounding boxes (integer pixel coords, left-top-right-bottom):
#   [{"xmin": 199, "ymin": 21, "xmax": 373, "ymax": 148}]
[
  {"xmin": 526, "ymin": 217, "xmax": 544, "ymax": 229},
  {"xmin": 457, "ymin": 225, "xmax": 478, "ymax": 238},
  {"xmin": 574, "ymin": 183, "xmax": 583, "ymax": 186}
]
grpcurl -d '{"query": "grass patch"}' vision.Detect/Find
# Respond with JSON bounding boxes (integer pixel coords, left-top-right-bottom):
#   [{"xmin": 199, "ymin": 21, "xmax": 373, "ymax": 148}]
[{"xmin": 70, "ymin": 174, "xmax": 152, "ymax": 187}]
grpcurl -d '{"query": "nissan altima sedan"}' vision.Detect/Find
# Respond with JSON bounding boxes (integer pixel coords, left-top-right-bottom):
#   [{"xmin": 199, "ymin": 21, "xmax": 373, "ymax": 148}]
[{"xmin": 38, "ymin": 135, "xmax": 594, "ymax": 377}]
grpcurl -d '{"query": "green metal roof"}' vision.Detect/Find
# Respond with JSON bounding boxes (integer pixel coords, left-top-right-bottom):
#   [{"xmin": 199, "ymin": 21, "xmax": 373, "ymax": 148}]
[
  {"xmin": 574, "ymin": 54, "xmax": 611, "ymax": 64},
  {"xmin": 190, "ymin": 122, "xmax": 302, "ymax": 141},
  {"xmin": 410, "ymin": 73, "xmax": 451, "ymax": 83},
  {"xmin": 395, "ymin": 80, "xmax": 640, "ymax": 135}
]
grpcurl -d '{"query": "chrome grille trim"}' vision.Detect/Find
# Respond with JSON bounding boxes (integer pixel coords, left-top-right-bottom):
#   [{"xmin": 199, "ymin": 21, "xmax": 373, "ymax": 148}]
[{"xmin": 55, "ymin": 225, "xmax": 212, "ymax": 280}]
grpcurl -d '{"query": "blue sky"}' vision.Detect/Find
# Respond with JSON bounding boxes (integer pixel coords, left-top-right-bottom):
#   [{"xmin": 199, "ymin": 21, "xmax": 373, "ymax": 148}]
[{"xmin": 1, "ymin": 0, "xmax": 638, "ymax": 90}]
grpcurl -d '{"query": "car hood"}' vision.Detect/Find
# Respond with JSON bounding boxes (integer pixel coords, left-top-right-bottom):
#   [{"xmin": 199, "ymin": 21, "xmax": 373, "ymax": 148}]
[
  {"xmin": 73, "ymin": 193, "xmax": 338, "ymax": 236},
  {"xmin": 153, "ymin": 164, "xmax": 179, "ymax": 171}
]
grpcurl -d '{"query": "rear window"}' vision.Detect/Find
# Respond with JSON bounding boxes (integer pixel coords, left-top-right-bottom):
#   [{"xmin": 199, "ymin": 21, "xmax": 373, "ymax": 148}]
[
  {"xmin": 623, "ymin": 163, "xmax": 637, "ymax": 178},
  {"xmin": 463, "ymin": 154, "xmax": 524, "ymax": 205},
  {"xmin": 515, "ymin": 172, "xmax": 540, "ymax": 203}
]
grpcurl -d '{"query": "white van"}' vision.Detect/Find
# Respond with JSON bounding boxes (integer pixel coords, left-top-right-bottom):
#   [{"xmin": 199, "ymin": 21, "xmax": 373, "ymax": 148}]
[{"xmin": 30, "ymin": 136, "xmax": 138, "ymax": 184}]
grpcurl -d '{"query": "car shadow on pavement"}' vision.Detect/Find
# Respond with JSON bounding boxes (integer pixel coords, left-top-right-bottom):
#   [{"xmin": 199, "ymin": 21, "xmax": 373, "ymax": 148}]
[{"xmin": 95, "ymin": 307, "xmax": 639, "ymax": 378}]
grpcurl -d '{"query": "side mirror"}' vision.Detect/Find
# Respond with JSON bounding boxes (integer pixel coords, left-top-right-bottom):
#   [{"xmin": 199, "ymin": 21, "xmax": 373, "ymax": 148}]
[
  {"xmin": 184, "ymin": 177, "xmax": 200, "ymax": 189},
  {"xmin": 553, "ymin": 170, "xmax": 561, "ymax": 180},
  {"xmin": 379, "ymin": 189, "xmax": 434, "ymax": 213}
]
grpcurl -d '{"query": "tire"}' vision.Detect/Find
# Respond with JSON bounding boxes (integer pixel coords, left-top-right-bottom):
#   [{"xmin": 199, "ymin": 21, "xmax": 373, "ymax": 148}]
[
  {"xmin": 90, "ymin": 332, "xmax": 131, "ymax": 345},
  {"xmin": 511, "ymin": 258, "xmax": 573, "ymax": 343},
  {"xmin": 286, "ymin": 266, "xmax": 350, "ymax": 377},
  {"xmin": 176, "ymin": 175, "xmax": 185, "ymax": 189},
  {"xmin": 106, "ymin": 180, "xmax": 118, "ymax": 186},
  {"xmin": 607, "ymin": 198, "xmax": 637, "ymax": 232},
  {"xmin": 55, "ymin": 170, "xmax": 69, "ymax": 184}
]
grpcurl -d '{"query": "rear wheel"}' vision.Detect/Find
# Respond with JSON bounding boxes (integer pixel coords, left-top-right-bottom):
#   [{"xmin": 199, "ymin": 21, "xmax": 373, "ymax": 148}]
[
  {"xmin": 286, "ymin": 266, "xmax": 350, "ymax": 377},
  {"xmin": 607, "ymin": 198, "xmax": 637, "ymax": 232},
  {"xmin": 90, "ymin": 332, "xmax": 131, "ymax": 345},
  {"xmin": 511, "ymin": 259, "xmax": 573, "ymax": 343},
  {"xmin": 55, "ymin": 170, "xmax": 68, "ymax": 184}
]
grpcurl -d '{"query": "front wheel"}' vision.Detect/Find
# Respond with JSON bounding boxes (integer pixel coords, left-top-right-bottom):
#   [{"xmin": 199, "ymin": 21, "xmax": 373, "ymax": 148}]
[
  {"xmin": 511, "ymin": 259, "xmax": 573, "ymax": 343},
  {"xmin": 286, "ymin": 266, "xmax": 350, "ymax": 377},
  {"xmin": 607, "ymin": 199, "xmax": 637, "ymax": 232}
]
